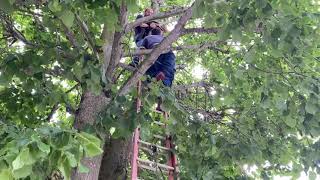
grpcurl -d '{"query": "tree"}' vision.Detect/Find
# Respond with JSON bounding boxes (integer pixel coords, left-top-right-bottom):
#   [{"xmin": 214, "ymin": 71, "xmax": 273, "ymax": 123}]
[{"xmin": 0, "ymin": 0, "xmax": 319, "ymax": 179}]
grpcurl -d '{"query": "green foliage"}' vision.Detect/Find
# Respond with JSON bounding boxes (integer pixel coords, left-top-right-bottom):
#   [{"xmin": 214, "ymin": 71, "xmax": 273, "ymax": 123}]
[
  {"xmin": 58, "ymin": 10, "xmax": 75, "ymax": 28},
  {"xmin": 0, "ymin": 122, "xmax": 102, "ymax": 179},
  {"xmin": 0, "ymin": 0, "xmax": 319, "ymax": 179}
]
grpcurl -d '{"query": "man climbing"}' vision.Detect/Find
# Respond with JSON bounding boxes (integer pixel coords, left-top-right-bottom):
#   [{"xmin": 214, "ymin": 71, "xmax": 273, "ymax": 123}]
[
  {"xmin": 139, "ymin": 28, "xmax": 176, "ymax": 111},
  {"xmin": 141, "ymin": 28, "xmax": 175, "ymax": 87},
  {"xmin": 131, "ymin": 9, "xmax": 174, "ymax": 111},
  {"xmin": 132, "ymin": 8, "xmax": 166, "ymax": 66},
  {"xmin": 134, "ymin": 8, "xmax": 165, "ymax": 46}
]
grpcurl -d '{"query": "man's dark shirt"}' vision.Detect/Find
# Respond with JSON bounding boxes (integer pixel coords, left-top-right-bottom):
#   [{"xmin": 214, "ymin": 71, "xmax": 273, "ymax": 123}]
[
  {"xmin": 134, "ymin": 15, "xmax": 160, "ymax": 45},
  {"xmin": 141, "ymin": 35, "xmax": 164, "ymax": 49}
]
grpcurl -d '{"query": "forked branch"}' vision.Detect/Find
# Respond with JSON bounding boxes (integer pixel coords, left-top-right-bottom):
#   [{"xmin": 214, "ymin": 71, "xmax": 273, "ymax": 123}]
[{"xmin": 124, "ymin": 7, "xmax": 188, "ymax": 33}]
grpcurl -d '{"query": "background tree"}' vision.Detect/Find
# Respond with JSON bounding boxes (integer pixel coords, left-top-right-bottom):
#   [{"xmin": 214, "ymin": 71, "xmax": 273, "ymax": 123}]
[{"xmin": 0, "ymin": 0, "xmax": 319, "ymax": 180}]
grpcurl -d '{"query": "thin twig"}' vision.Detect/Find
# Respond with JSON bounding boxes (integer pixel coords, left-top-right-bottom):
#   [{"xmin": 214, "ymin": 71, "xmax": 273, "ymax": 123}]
[{"xmin": 75, "ymin": 14, "xmax": 99, "ymax": 59}]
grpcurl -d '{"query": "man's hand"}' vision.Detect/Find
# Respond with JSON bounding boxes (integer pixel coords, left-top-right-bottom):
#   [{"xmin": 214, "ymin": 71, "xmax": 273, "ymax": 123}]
[
  {"xmin": 150, "ymin": 22, "xmax": 158, "ymax": 29},
  {"xmin": 140, "ymin": 23, "xmax": 149, "ymax": 28}
]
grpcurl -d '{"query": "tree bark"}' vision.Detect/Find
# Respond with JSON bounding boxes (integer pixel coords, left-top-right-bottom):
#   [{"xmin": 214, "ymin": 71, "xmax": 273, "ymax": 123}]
[
  {"xmin": 72, "ymin": 92, "xmax": 109, "ymax": 180},
  {"xmin": 98, "ymin": 137, "xmax": 132, "ymax": 180},
  {"xmin": 124, "ymin": 7, "xmax": 188, "ymax": 33},
  {"xmin": 105, "ymin": 1, "xmax": 127, "ymax": 80}
]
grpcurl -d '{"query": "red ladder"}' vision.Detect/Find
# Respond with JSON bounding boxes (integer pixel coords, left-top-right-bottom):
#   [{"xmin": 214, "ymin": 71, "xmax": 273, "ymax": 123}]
[{"xmin": 131, "ymin": 81, "xmax": 178, "ymax": 180}]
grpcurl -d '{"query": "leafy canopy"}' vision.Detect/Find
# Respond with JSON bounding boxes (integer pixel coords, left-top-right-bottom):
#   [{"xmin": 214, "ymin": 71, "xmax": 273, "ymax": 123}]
[{"xmin": 0, "ymin": 0, "xmax": 319, "ymax": 179}]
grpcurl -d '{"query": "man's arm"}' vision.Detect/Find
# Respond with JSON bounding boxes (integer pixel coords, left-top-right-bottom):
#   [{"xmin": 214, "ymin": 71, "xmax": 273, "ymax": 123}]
[
  {"xmin": 149, "ymin": 21, "xmax": 168, "ymax": 33},
  {"xmin": 134, "ymin": 14, "xmax": 146, "ymax": 44}
]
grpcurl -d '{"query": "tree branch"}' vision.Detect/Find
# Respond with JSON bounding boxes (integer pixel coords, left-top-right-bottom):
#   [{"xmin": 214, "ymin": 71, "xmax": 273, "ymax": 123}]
[
  {"xmin": 105, "ymin": 2, "xmax": 127, "ymax": 81},
  {"xmin": 181, "ymin": 104, "xmax": 224, "ymax": 122},
  {"xmin": 46, "ymin": 83, "xmax": 80, "ymax": 121},
  {"xmin": 61, "ymin": 22, "xmax": 80, "ymax": 49},
  {"xmin": 46, "ymin": 104, "xmax": 59, "ymax": 121},
  {"xmin": 118, "ymin": 4, "xmax": 194, "ymax": 96},
  {"xmin": 124, "ymin": 41, "xmax": 228, "ymax": 57},
  {"xmin": 118, "ymin": 63, "xmax": 187, "ymax": 72},
  {"xmin": 1, "ymin": 14, "xmax": 36, "ymax": 47},
  {"xmin": 173, "ymin": 81, "xmax": 212, "ymax": 91},
  {"xmin": 75, "ymin": 14, "xmax": 99, "ymax": 59},
  {"xmin": 181, "ymin": 27, "xmax": 220, "ymax": 35},
  {"xmin": 118, "ymin": 63, "xmax": 136, "ymax": 71},
  {"xmin": 124, "ymin": 7, "xmax": 188, "ymax": 33}
]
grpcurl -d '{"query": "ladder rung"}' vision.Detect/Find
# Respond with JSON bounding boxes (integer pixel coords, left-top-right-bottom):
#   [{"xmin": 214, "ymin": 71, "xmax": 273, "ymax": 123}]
[
  {"xmin": 139, "ymin": 146, "xmax": 153, "ymax": 154},
  {"xmin": 152, "ymin": 109, "xmax": 164, "ymax": 114},
  {"xmin": 138, "ymin": 164, "xmax": 168, "ymax": 173},
  {"xmin": 153, "ymin": 134, "xmax": 166, "ymax": 140},
  {"xmin": 139, "ymin": 145, "xmax": 169, "ymax": 156},
  {"xmin": 138, "ymin": 158, "xmax": 174, "ymax": 171},
  {"xmin": 138, "ymin": 140, "xmax": 172, "ymax": 152},
  {"xmin": 153, "ymin": 121, "xmax": 165, "ymax": 126}
]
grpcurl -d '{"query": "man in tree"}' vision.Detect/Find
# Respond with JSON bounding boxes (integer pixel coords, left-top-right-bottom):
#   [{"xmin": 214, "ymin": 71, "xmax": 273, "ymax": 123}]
[
  {"xmin": 134, "ymin": 8, "xmax": 164, "ymax": 46},
  {"xmin": 1, "ymin": 1, "xmax": 319, "ymax": 180},
  {"xmin": 142, "ymin": 28, "xmax": 176, "ymax": 87},
  {"xmin": 132, "ymin": 8, "xmax": 166, "ymax": 66},
  {"xmin": 138, "ymin": 28, "xmax": 176, "ymax": 112}
]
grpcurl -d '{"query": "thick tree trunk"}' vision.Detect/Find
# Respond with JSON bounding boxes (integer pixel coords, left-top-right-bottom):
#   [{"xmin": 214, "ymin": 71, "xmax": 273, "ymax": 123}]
[
  {"xmin": 98, "ymin": 137, "xmax": 132, "ymax": 180},
  {"xmin": 73, "ymin": 90, "xmax": 133, "ymax": 180},
  {"xmin": 72, "ymin": 92, "xmax": 109, "ymax": 180}
]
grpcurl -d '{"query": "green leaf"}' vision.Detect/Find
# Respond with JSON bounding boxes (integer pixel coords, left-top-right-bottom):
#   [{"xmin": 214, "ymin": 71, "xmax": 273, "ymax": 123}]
[
  {"xmin": 13, "ymin": 165, "xmax": 32, "ymax": 179},
  {"xmin": 244, "ymin": 49, "xmax": 256, "ymax": 63},
  {"xmin": 0, "ymin": 160, "xmax": 7, "ymax": 170},
  {"xmin": 284, "ymin": 116, "xmax": 296, "ymax": 128},
  {"xmin": 12, "ymin": 148, "xmax": 35, "ymax": 170},
  {"xmin": 276, "ymin": 99, "xmax": 287, "ymax": 112},
  {"xmin": 255, "ymin": 0, "xmax": 267, "ymax": 9},
  {"xmin": 203, "ymin": 170, "xmax": 214, "ymax": 180},
  {"xmin": 8, "ymin": 0, "xmax": 15, "ymax": 5},
  {"xmin": 50, "ymin": 132, "xmax": 71, "ymax": 149},
  {"xmin": 126, "ymin": 0, "xmax": 139, "ymax": 12},
  {"xmin": 78, "ymin": 163, "xmax": 89, "ymax": 173},
  {"xmin": 231, "ymin": 29, "xmax": 242, "ymax": 42},
  {"xmin": 84, "ymin": 142, "xmax": 103, "ymax": 157},
  {"xmin": 192, "ymin": 1, "xmax": 205, "ymax": 18},
  {"xmin": 48, "ymin": 0, "xmax": 62, "ymax": 12},
  {"xmin": 59, "ymin": 10, "xmax": 75, "ymax": 28},
  {"xmin": 0, "ymin": 0, "xmax": 14, "ymax": 13},
  {"xmin": 309, "ymin": 171, "xmax": 317, "ymax": 180},
  {"xmin": 218, "ymin": 24, "xmax": 231, "ymax": 40},
  {"xmin": 0, "ymin": 169, "xmax": 14, "ymax": 180},
  {"xmin": 58, "ymin": 157, "xmax": 72, "ymax": 180},
  {"xmin": 89, "ymin": 65, "xmax": 101, "ymax": 83},
  {"xmin": 32, "ymin": 134, "xmax": 50, "ymax": 154},
  {"xmin": 305, "ymin": 101, "xmax": 317, "ymax": 114},
  {"xmin": 65, "ymin": 152, "xmax": 77, "ymax": 167},
  {"xmin": 37, "ymin": 141, "xmax": 50, "ymax": 154},
  {"xmin": 77, "ymin": 132, "xmax": 103, "ymax": 157},
  {"xmin": 86, "ymin": 79, "xmax": 102, "ymax": 96}
]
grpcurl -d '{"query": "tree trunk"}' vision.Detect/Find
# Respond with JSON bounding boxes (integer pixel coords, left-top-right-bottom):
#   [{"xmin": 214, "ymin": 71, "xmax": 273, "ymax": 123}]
[
  {"xmin": 98, "ymin": 137, "xmax": 132, "ymax": 180},
  {"xmin": 72, "ymin": 92, "xmax": 109, "ymax": 180},
  {"xmin": 72, "ymin": 91, "xmax": 133, "ymax": 180}
]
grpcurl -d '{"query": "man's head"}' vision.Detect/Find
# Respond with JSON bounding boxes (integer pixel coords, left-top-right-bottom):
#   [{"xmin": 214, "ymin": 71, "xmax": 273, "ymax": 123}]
[
  {"xmin": 144, "ymin": 8, "xmax": 154, "ymax": 16},
  {"xmin": 151, "ymin": 28, "xmax": 162, "ymax": 35}
]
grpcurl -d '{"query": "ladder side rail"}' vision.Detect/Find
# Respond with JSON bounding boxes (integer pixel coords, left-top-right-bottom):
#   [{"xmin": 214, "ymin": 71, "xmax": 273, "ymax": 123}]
[{"xmin": 131, "ymin": 80, "xmax": 142, "ymax": 180}]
